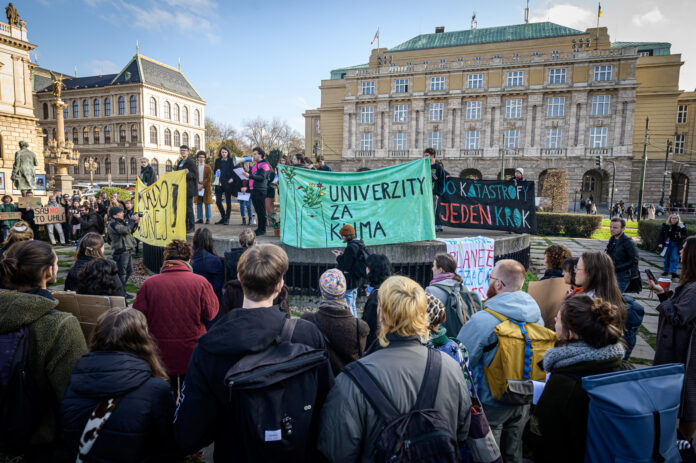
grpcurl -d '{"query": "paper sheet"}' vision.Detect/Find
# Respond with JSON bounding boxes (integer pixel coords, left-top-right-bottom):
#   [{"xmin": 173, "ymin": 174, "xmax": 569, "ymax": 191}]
[
  {"xmin": 234, "ymin": 167, "xmax": 247, "ymax": 180},
  {"xmin": 237, "ymin": 192, "xmax": 250, "ymax": 201}
]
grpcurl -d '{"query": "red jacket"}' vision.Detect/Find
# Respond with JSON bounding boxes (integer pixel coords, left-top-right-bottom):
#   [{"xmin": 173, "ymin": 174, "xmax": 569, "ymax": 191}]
[{"xmin": 133, "ymin": 260, "xmax": 219, "ymax": 375}]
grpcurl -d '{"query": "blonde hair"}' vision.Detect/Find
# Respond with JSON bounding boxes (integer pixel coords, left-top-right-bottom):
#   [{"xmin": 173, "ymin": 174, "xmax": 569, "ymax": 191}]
[
  {"xmin": 4, "ymin": 220, "xmax": 34, "ymax": 245},
  {"xmin": 666, "ymin": 213, "xmax": 683, "ymax": 226},
  {"xmin": 377, "ymin": 276, "xmax": 429, "ymax": 347}
]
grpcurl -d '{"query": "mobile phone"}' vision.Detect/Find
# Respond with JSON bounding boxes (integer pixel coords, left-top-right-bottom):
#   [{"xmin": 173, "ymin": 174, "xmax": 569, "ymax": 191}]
[{"xmin": 645, "ymin": 269, "xmax": 657, "ymax": 283}]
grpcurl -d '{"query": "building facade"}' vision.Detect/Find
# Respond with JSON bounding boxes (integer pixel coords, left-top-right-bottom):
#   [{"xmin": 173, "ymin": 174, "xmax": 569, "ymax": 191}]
[
  {"xmin": 34, "ymin": 53, "xmax": 206, "ymax": 187},
  {"xmin": 305, "ymin": 22, "xmax": 688, "ymax": 208}
]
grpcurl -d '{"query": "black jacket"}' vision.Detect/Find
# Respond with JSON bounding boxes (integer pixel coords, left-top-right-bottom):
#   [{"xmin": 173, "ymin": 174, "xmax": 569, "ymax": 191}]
[
  {"xmin": 658, "ymin": 223, "xmax": 688, "ymax": 249},
  {"xmin": 213, "ymin": 157, "xmax": 241, "ymax": 196},
  {"xmin": 362, "ymin": 289, "xmax": 380, "ymax": 348},
  {"xmin": 139, "ymin": 165, "xmax": 158, "ymax": 186},
  {"xmin": 64, "ymin": 255, "xmax": 126, "ymax": 297},
  {"xmin": 175, "ymin": 156, "xmax": 197, "ymax": 198},
  {"xmin": 430, "ymin": 162, "xmax": 446, "ymax": 196},
  {"xmin": 336, "ymin": 239, "xmax": 367, "ymax": 290},
  {"xmin": 57, "ymin": 351, "xmax": 176, "ymax": 463},
  {"xmin": 605, "ymin": 233, "xmax": 639, "ymax": 280},
  {"xmin": 249, "ymin": 161, "xmax": 273, "ymax": 192},
  {"xmin": 172, "ymin": 306, "xmax": 333, "ymax": 461},
  {"xmin": 72, "ymin": 212, "xmax": 102, "ymax": 237}
]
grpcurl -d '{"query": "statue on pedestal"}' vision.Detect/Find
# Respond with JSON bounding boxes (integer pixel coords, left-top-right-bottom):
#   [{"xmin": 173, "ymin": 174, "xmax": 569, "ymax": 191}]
[
  {"xmin": 11, "ymin": 141, "xmax": 37, "ymax": 193},
  {"xmin": 5, "ymin": 3, "xmax": 18, "ymax": 27}
]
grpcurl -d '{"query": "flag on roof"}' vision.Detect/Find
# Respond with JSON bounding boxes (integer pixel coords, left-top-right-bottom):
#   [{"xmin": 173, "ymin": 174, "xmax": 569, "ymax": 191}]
[
  {"xmin": 598, "ymin": 3, "xmax": 603, "ymax": 17},
  {"xmin": 371, "ymin": 28, "xmax": 379, "ymax": 45}
]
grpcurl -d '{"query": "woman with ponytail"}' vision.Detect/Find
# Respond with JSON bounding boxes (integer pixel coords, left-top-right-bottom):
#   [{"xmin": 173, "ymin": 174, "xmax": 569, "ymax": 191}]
[{"xmin": 524, "ymin": 295, "xmax": 625, "ymax": 463}]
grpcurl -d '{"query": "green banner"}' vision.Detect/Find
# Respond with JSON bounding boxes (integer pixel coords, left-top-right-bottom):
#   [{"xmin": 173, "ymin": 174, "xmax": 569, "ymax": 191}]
[{"xmin": 279, "ymin": 158, "xmax": 435, "ymax": 248}]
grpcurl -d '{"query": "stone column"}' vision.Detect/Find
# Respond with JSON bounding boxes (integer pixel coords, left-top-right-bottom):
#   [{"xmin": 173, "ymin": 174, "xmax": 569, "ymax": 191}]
[
  {"xmin": 487, "ymin": 95, "xmax": 501, "ymax": 155},
  {"xmin": 378, "ymin": 101, "xmax": 389, "ymax": 155},
  {"xmin": 448, "ymin": 98, "xmax": 462, "ymax": 153}
]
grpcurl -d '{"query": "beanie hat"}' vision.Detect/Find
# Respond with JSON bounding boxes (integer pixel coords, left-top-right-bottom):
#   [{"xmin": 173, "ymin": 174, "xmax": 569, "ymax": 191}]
[
  {"xmin": 515, "ymin": 167, "xmax": 524, "ymax": 175},
  {"xmin": 109, "ymin": 206, "xmax": 123, "ymax": 217},
  {"xmin": 319, "ymin": 268, "xmax": 347, "ymax": 300},
  {"xmin": 339, "ymin": 224, "xmax": 355, "ymax": 237},
  {"xmin": 425, "ymin": 291, "xmax": 446, "ymax": 328}
]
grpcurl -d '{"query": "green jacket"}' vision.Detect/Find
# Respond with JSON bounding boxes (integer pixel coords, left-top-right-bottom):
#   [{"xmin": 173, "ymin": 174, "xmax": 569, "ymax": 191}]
[
  {"xmin": 0, "ymin": 202, "xmax": 18, "ymax": 229},
  {"xmin": 107, "ymin": 218, "xmax": 136, "ymax": 252},
  {"xmin": 0, "ymin": 291, "xmax": 87, "ymax": 445}
]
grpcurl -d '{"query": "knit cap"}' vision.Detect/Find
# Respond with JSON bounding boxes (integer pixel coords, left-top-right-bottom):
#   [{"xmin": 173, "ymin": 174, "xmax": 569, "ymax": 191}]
[
  {"xmin": 319, "ymin": 268, "xmax": 347, "ymax": 300},
  {"xmin": 425, "ymin": 291, "xmax": 446, "ymax": 328},
  {"xmin": 339, "ymin": 224, "xmax": 355, "ymax": 237}
]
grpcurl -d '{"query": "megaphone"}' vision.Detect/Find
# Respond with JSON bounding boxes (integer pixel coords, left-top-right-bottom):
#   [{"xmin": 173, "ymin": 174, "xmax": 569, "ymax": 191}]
[{"xmin": 233, "ymin": 156, "xmax": 253, "ymax": 167}]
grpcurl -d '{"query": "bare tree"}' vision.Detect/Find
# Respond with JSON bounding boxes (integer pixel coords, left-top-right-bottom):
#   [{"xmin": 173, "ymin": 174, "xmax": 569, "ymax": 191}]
[
  {"xmin": 243, "ymin": 117, "xmax": 304, "ymax": 155},
  {"xmin": 206, "ymin": 118, "xmax": 248, "ymax": 154}
]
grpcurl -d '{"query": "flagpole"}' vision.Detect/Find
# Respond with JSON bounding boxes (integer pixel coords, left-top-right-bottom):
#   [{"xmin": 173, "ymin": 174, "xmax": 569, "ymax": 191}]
[
  {"xmin": 377, "ymin": 27, "xmax": 380, "ymax": 49},
  {"xmin": 595, "ymin": 3, "xmax": 600, "ymax": 49}
]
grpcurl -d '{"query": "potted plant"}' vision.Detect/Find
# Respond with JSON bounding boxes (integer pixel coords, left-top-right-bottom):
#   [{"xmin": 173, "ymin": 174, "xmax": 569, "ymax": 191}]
[{"xmin": 268, "ymin": 212, "xmax": 281, "ymax": 237}]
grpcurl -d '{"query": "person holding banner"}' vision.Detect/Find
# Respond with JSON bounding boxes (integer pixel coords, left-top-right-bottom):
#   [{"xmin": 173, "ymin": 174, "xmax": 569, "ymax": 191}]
[
  {"xmin": 138, "ymin": 158, "xmax": 158, "ymax": 186},
  {"xmin": 424, "ymin": 148, "xmax": 446, "ymax": 232},
  {"xmin": 175, "ymin": 145, "xmax": 197, "ymax": 233},
  {"xmin": 46, "ymin": 195, "xmax": 66, "ymax": 246},
  {"xmin": 0, "ymin": 195, "xmax": 18, "ymax": 240}
]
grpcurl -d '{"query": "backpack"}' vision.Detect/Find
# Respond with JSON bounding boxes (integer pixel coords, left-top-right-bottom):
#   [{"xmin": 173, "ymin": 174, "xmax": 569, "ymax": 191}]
[
  {"xmin": 224, "ymin": 318, "xmax": 329, "ymax": 462},
  {"xmin": 350, "ymin": 241, "xmax": 370, "ymax": 281},
  {"xmin": 430, "ymin": 283, "xmax": 482, "ymax": 337},
  {"xmin": 482, "ymin": 309, "xmax": 557, "ymax": 404},
  {"xmin": 582, "ymin": 363, "xmax": 684, "ymax": 463},
  {"xmin": 343, "ymin": 349, "xmax": 459, "ymax": 462}
]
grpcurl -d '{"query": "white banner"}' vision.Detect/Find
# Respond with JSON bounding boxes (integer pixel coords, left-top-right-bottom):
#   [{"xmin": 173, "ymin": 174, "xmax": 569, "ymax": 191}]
[{"xmin": 437, "ymin": 236, "xmax": 495, "ymax": 299}]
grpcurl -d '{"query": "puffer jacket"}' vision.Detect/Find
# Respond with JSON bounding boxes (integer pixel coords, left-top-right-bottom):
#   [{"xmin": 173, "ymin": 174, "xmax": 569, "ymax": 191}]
[
  {"xmin": 57, "ymin": 351, "xmax": 176, "ymax": 462},
  {"xmin": 191, "ymin": 248, "xmax": 224, "ymax": 303},
  {"xmin": 107, "ymin": 218, "xmax": 136, "ymax": 252},
  {"xmin": 318, "ymin": 334, "xmax": 471, "ymax": 462},
  {"xmin": 0, "ymin": 291, "xmax": 87, "ymax": 447}
]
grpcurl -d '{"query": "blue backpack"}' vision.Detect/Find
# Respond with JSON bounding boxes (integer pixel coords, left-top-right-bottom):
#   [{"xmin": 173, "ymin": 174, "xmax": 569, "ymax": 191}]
[{"xmin": 582, "ymin": 363, "xmax": 684, "ymax": 463}]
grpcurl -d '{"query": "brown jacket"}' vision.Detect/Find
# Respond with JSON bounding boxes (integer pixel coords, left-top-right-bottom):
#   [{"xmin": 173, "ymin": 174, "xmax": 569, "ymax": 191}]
[{"xmin": 193, "ymin": 163, "xmax": 213, "ymax": 205}]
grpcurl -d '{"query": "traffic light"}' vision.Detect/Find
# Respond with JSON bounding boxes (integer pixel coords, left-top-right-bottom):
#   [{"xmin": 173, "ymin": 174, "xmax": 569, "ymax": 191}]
[{"xmin": 595, "ymin": 156, "xmax": 602, "ymax": 168}]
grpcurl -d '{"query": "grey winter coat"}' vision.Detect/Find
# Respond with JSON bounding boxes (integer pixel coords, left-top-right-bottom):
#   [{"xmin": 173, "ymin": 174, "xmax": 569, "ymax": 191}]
[
  {"xmin": 107, "ymin": 218, "xmax": 136, "ymax": 252},
  {"xmin": 318, "ymin": 335, "xmax": 471, "ymax": 462}
]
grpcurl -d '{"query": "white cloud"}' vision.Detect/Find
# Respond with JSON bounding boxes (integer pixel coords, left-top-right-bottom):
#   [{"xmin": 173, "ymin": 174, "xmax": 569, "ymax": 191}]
[
  {"xmin": 87, "ymin": 59, "xmax": 119, "ymax": 75},
  {"xmin": 530, "ymin": 4, "xmax": 594, "ymax": 30},
  {"xmin": 632, "ymin": 7, "xmax": 665, "ymax": 26}
]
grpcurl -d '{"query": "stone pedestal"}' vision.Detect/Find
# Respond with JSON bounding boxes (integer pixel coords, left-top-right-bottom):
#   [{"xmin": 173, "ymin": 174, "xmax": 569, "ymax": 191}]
[{"xmin": 53, "ymin": 173, "xmax": 74, "ymax": 194}]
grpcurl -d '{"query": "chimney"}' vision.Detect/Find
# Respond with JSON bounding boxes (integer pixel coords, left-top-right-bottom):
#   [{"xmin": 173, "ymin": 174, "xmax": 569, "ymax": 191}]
[{"xmin": 435, "ymin": 26, "xmax": 445, "ymax": 33}]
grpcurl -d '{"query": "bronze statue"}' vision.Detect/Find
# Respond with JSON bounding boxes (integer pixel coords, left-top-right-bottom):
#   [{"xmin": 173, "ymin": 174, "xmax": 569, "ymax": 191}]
[
  {"xmin": 50, "ymin": 71, "xmax": 65, "ymax": 99},
  {"xmin": 11, "ymin": 141, "xmax": 37, "ymax": 193},
  {"xmin": 5, "ymin": 3, "xmax": 18, "ymax": 27}
]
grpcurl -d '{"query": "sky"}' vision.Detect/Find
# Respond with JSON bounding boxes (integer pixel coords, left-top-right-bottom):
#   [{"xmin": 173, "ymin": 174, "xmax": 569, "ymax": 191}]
[{"xmin": 18, "ymin": 0, "xmax": 696, "ymax": 135}]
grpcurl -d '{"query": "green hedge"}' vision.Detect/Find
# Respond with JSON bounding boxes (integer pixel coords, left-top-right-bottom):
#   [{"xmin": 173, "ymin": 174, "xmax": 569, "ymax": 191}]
[
  {"xmin": 638, "ymin": 219, "xmax": 696, "ymax": 251},
  {"xmin": 98, "ymin": 188, "xmax": 131, "ymax": 202},
  {"xmin": 537, "ymin": 213, "xmax": 602, "ymax": 238}
]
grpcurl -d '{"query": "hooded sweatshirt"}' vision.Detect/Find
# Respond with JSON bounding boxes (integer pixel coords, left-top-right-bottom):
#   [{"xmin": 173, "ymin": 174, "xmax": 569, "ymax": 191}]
[{"xmin": 457, "ymin": 290, "xmax": 543, "ymax": 408}]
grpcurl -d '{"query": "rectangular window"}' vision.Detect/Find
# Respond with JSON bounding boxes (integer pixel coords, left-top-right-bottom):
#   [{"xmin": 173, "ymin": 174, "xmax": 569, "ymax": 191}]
[
  {"xmin": 512, "ymin": 53, "xmax": 520, "ymax": 63},
  {"xmin": 504, "ymin": 129, "xmax": 520, "ymax": 148},
  {"xmin": 361, "ymin": 81, "xmax": 375, "ymax": 95},
  {"xmin": 549, "ymin": 68, "xmax": 567, "ymax": 84},
  {"xmin": 675, "ymin": 134, "xmax": 685, "ymax": 154},
  {"xmin": 395, "ymin": 79, "xmax": 409, "ymax": 93},
  {"xmin": 507, "ymin": 71, "xmax": 524, "ymax": 86},
  {"xmin": 465, "ymin": 101, "xmax": 481, "ymax": 120},
  {"xmin": 591, "ymin": 95, "xmax": 611, "ymax": 116},
  {"xmin": 430, "ymin": 76, "xmax": 445, "ymax": 91},
  {"xmin": 589, "ymin": 127, "xmax": 607, "ymax": 147},
  {"xmin": 428, "ymin": 132, "xmax": 442, "ymax": 149},
  {"xmin": 465, "ymin": 131, "xmax": 480, "ymax": 149},
  {"xmin": 394, "ymin": 104, "xmax": 408, "ymax": 122},
  {"xmin": 505, "ymin": 99, "xmax": 522, "ymax": 118},
  {"xmin": 429, "ymin": 103, "xmax": 444, "ymax": 121},
  {"xmin": 678, "ymin": 105, "xmax": 688, "ymax": 124},
  {"xmin": 360, "ymin": 106, "xmax": 374, "ymax": 124},
  {"xmin": 545, "ymin": 128, "xmax": 562, "ymax": 148},
  {"xmin": 593, "ymin": 65, "xmax": 612, "ymax": 81},
  {"xmin": 360, "ymin": 133, "xmax": 373, "ymax": 150},
  {"xmin": 547, "ymin": 97, "xmax": 565, "ymax": 117},
  {"xmin": 467, "ymin": 74, "xmax": 483, "ymax": 89},
  {"xmin": 393, "ymin": 132, "xmax": 407, "ymax": 150}
]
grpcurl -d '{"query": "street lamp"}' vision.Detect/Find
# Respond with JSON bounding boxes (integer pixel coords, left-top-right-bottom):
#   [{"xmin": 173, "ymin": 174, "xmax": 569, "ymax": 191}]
[{"xmin": 660, "ymin": 140, "xmax": 672, "ymax": 207}]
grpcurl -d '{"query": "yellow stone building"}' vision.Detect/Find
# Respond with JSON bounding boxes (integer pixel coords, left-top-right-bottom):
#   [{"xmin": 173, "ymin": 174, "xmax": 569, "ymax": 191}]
[{"xmin": 305, "ymin": 22, "xmax": 689, "ymax": 207}]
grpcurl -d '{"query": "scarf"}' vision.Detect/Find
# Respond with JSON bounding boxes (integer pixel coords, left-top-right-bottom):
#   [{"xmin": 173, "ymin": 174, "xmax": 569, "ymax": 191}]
[
  {"xmin": 428, "ymin": 327, "xmax": 450, "ymax": 347},
  {"xmin": 430, "ymin": 272, "xmax": 456, "ymax": 285},
  {"xmin": 543, "ymin": 340, "xmax": 625, "ymax": 372}
]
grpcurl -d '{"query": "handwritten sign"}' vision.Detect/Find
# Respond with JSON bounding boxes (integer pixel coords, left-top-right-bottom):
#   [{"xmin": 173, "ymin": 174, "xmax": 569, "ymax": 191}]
[
  {"xmin": 439, "ymin": 179, "xmax": 537, "ymax": 234},
  {"xmin": 0, "ymin": 211, "xmax": 20, "ymax": 220},
  {"xmin": 33, "ymin": 206, "xmax": 65, "ymax": 224},
  {"xmin": 437, "ymin": 236, "xmax": 495, "ymax": 299},
  {"xmin": 18, "ymin": 197, "xmax": 41, "ymax": 209},
  {"xmin": 134, "ymin": 170, "xmax": 186, "ymax": 246}
]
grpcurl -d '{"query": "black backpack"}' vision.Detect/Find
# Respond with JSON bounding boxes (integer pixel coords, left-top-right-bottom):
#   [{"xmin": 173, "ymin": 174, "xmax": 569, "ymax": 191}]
[
  {"xmin": 343, "ymin": 349, "xmax": 459, "ymax": 462},
  {"xmin": 350, "ymin": 242, "xmax": 370, "ymax": 281},
  {"xmin": 224, "ymin": 318, "xmax": 329, "ymax": 462}
]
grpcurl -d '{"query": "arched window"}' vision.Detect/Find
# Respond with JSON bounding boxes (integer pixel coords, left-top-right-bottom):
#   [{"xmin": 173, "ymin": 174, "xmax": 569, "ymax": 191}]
[
  {"xmin": 194, "ymin": 109, "xmax": 200, "ymax": 126},
  {"xmin": 166, "ymin": 160, "xmax": 173, "ymax": 172},
  {"xmin": 63, "ymin": 106, "xmax": 68, "ymax": 119},
  {"xmin": 72, "ymin": 127, "xmax": 78, "ymax": 143},
  {"xmin": 118, "ymin": 96, "xmax": 125, "ymax": 115},
  {"xmin": 93, "ymin": 98, "xmax": 100, "ymax": 117},
  {"xmin": 194, "ymin": 134, "xmax": 201, "ymax": 150},
  {"xmin": 83, "ymin": 127, "xmax": 89, "ymax": 144},
  {"xmin": 173, "ymin": 130, "xmax": 180, "ymax": 146},
  {"xmin": 151, "ymin": 158, "xmax": 159, "ymax": 175},
  {"xmin": 83, "ymin": 99, "xmax": 89, "ymax": 117},
  {"xmin": 119, "ymin": 124, "xmax": 126, "ymax": 142},
  {"xmin": 42, "ymin": 103, "xmax": 48, "ymax": 119},
  {"xmin": 130, "ymin": 95, "xmax": 137, "ymax": 114},
  {"xmin": 93, "ymin": 126, "xmax": 100, "ymax": 144},
  {"xmin": 130, "ymin": 157, "xmax": 138, "ymax": 175},
  {"xmin": 119, "ymin": 157, "xmax": 126, "ymax": 174},
  {"xmin": 149, "ymin": 97, "xmax": 157, "ymax": 117},
  {"xmin": 131, "ymin": 124, "xmax": 138, "ymax": 142},
  {"xmin": 173, "ymin": 104, "xmax": 179, "ymax": 121},
  {"xmin": 149, "ymin": 126, "xmax": 157, "ymax": 144},
  {"xmin": 105, "ymin": 157, "xmax": 111, "ymax": 174},
  {"xmin": 42, "ymin": 128, "xmax": 47, "ymax": 146},
  {"xmin": 104, "ymin": 98, "xmax": 111, "ymax": 116},
  {"xmin": 163, "ymin": 101, "xmax": 171, "ymax": 119},
  {"xmin": 182, "ymin": 106, "xmax": 189, "ymax": 123},
  {"xmin": 104, "ymin": 126, "xmax": 111, "ymax": 143},
  {"xmin": 72, "ymin": 100, "xmax": 79, "ymax": 118},
  {"xmin": 164, "ymin": 128, "xmax": 171, "ymax": 146},
  {"xmin": 182, "ymin": 132, "xmax": 189, "ymax": 146}
]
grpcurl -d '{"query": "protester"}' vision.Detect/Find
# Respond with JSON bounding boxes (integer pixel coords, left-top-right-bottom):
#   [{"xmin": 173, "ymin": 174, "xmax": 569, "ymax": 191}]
[
  {"xmin": 173, "ymin": 244, "xmax": 332, "ymax": 461},
  {"xmin": 224, "ymin": 228, "xmax": 256, "ymax": 281},
  {"xmin": 658, "ymin": 213, "xmax": 688, "ymax": 278},
  {"xmin": 303, "ymin": 156, "xmax": 314, "ymax": 169},
  {"xmin": 60, "ymin": 193, "xmax": 73, "ymax": 244},
  {"xmin": 540, "ymin": 244, "xmax": 572, "ymax": 280},
  {"xmin": 457, "ymin": 259, "xmax": 543, "ymax": 463},
  {"xmin": 316, "ymin": 154, "xmax": 332, "ymax": 171},
  {"xmin": 605, "ymin": 217, "xmax": 640, "ymax": 292},
  {"xmin": 138, "ymin": 157, "xmax": 157, "ymax": 186},
  {"xmin": 0, "ymin": 240, "xmax": 86, "ymax": 460},
  {"xmin": 649, "ymin": 235, "xmax": 696, "ymax": 439},
  {"xmin": 214, "ymin": 146, "xmax": 240, "ymax": 225},
  {"xmin": 301, "ymin": 269, "xmax": 369, "ymax": 376},
  {"xmin": 221, "ymin": 278, "xmax": 290, "ymax": 318},
  {"xmin": 193, "ymin": 150, "xmax": 213, "ymax": 224},
  {"xmin": 58, "ymin": 308, "xmax": 176, "ymax": 462},
  {"xmin": 562, "ymin": 257, "xmax": 582, "ymax": 300},
  {"xmin": 511, "ymin": 167, "xmax": 524, "ymax": 183},
  {"xmin": 425, "ymin": 147, "xmax": 446, "ymax": 232},
  {"xmin": 133, "ymin": 239, "xmax": 218, "ymax": 395},
  {"xmin": 291, "ymin": 152, "xmax": 304, "ymax": 167},
  {"xmin": 124, "ymin": 199, "xmax": 140, "ymax": 255},
  {"xmin": 68, "ymin": 200, "xmax": 81, "ymax": 242},
  {"xmin": 626, "ymin": 203, "xmax": 635, "ymax": 221},
  {"xmin": 45, "ymin": 195, "xmax": 66, "ymax": 245},
  {"xmin": 72, "ymin": 203, "xmax": 101, "ymax": 238},
  {"xmin": 19, "ymin": 191, "xmax": 39, "ymax": 238},
  {"xmin": 244, "ymin": 146, "xmax": 273, "ymax": 236},
  {"xmin": 191, "ymin": 227, "xmax": 224, "ymax": 303},
  {"xmin": 238, "ymin": 161, "xmax": 254, "ymax": 225},
  {"xmin": 524, "ymin": 295, "xmax": 625, "ymax": 463},
  {"xmin": 107, "ymin": 206, "xmax": 137, "ymax": 290},
  {"xmin": 0, "ymin": 194, "xmax": 18, "ymax": 240},
  {"xmin": 109, "ymin": 193, "xmax": 125, "ymax": 211},
  {"xmin": 64, "ymin": 232, "xmax": 125, "ymax": 297},
  {"xmin": 318, "ymin": 275, "xmax": 472, "ymax": 461},
  {"xmin": 0, "ymin": 220, "xmax": 33, "ymax": 261},
  {"xmin": 362, "ymin": 253, "xmax": 392, "ymax": 349},
  {"xmin": 76, "ymin": 258, "xmax": 126, "ymax": 297},
  {"xmin": 175, "ymin": 144, "xmax": 196, "ymax": 233},
  {"xmin": 332, "ymin": 224, "xmax": 368, "ymax": 317}
]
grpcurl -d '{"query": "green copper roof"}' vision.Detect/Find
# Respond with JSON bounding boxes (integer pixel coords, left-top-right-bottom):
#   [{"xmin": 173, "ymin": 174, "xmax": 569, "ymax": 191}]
[
  {"xmin": 388, "ymin": 22, "xmax": 585, "ymax": 52},
  {"xmin": 330, "ymin": 63, "xmax": 368, "ymax": 80},
  {"xmin": 610, "ymin": 41, "xmax": 671, "ymax": 56}
]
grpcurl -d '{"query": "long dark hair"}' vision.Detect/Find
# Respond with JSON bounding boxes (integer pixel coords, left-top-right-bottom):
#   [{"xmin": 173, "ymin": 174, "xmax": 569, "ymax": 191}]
[
  {"xmin": 366, "ymin": 254, "xmax": 392, "ymax": 287},
  {"xmin": 192, "ymin": 228, "xmax": 216, "ymax": 256},
  {"xmin": 560, "ymin": 295, "xmax": 623, "ymax": 348},
  {"xmin": 0, "ymin": 240, "xmax": 55, "ymax": 289},
  {"xmin": 580, "ymin": 251, "xmax": 626, "ymax": 328},
  {"xmin": 77, "ymin": 258, "xmax": 121, "ymax": 296},
  {"xmin": 681, "ymin": 237, "xmax": 696, "ymax": 285}
]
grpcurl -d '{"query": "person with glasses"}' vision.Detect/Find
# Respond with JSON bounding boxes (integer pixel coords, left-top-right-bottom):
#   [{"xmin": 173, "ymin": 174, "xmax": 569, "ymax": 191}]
[{"xmin": 457, "ymin": 259, "xmax": 543, "ymax": 463}]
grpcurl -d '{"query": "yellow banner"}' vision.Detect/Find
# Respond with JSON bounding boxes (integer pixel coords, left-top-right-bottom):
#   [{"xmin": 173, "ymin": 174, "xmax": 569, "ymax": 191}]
[{"xmin": 134, "ymin": 170, "xmax": 187, "ymax": 246}]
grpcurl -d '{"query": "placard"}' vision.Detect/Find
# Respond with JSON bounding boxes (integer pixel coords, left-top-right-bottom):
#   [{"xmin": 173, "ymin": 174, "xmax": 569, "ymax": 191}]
[
  {"xmin": 18, "ymin": 197, "xmax": 41, "ymax": 208},
  {"xmin": 437, "ymin": 236, "xmax": 495, "ymax": 299},
  {"xmin": 134, "ymin": 170, "xmax": 187, "ymax": 246},
  {"xmin": 0, "ymin": 211, "xmax": 20, "ymax": 220},
  {"xmin": 33, "ymin": 205, "xmax": 66, "ymax": 224}
]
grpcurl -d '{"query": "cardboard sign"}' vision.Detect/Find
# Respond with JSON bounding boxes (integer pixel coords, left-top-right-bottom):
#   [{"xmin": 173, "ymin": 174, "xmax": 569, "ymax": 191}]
[
  {"xmin": 52, "ymin": 291, "xmax": 127, "ymax": 341},
  {"xmin": 527, "ymin": 278, "xmax": 571, "ymax": 328},
  {"xmin": 18, "ymin": 197, "xmax": 41, "ymax": 208},
  {"xmin": 0, "ymin": 211, "xmax": 20, "ymax": 220},
  {"xmin": 33, "ymin": 205, "xmax": 66, "ymax": 224},
  {"xmin": 437, "ymin": 236, "xmax": 495, "ymax": 299}
]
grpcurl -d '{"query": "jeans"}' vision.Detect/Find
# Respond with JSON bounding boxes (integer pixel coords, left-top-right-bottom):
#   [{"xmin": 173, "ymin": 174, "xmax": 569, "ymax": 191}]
[
  {"xmin": 113, "ymin": 249, "xmax": 133, "ymax": 290},
  {"xmin": 484, "ymin": 404, "xmax": 530, "ymax": 463},
  {"xmin": 251, "ymin": 189, "xmax": 267, "ymax": 233},
  {"xmin": 344, "ymin": 288, "xmax": 358, "ymax": 317},
  {"xmin": 46, "ymin": 223, "xmax": 65, "ymax": 244},
  {"xmin": 617, "ymin": 277, "xmax": 630, "ymax": 293},
  {"xmin": 185, "ymin": 196, "xmax": 194, "ymax": 231},
  {"xmin": 215, "ymin": 184, "xmax": 234, "ymax": 219},
  {"xmin": 239, "ymin": 200, "xmax": 252, "ymax": 217},
  {"xmin": 664, "ymin": 241, "xmax": 680, "ymax": 274},
  {"xmin": 196, "ymin": 202, "xmax": 212, "ymax": 220}
]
